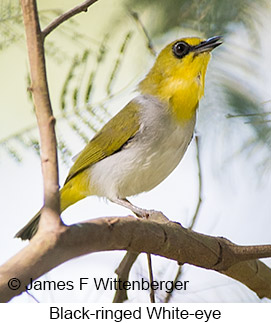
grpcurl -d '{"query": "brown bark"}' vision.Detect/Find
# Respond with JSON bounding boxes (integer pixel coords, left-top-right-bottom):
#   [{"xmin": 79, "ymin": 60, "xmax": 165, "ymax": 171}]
[
  {"xmin": 20, "ymin": 0, "xmax": 61, "ymax": 233},
  {"xmin": 0, "ymin": 215, "xmax": 271, "ymax": 302}
]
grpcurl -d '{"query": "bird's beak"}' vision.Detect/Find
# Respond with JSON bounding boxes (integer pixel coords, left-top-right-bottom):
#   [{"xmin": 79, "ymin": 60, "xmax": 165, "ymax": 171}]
[{"xmin": 193, "ymin": 36, "xmax": 223, "ymax": 54}]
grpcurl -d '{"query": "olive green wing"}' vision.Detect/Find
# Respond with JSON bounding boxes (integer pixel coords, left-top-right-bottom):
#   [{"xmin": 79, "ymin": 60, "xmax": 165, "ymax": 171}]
[{"xmin": 65, "ymin": 100, "xmax": 140, "ymax": 184}]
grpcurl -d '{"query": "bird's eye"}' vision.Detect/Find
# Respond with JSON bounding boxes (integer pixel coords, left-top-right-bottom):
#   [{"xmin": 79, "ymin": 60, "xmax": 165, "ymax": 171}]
[{"xmin": 172, "ymin": 41, "xmax": 190, "ymax": 59}]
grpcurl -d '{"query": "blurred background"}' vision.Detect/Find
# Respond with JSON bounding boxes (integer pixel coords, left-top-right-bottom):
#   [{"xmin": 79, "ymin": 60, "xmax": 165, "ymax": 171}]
[{"xmin": 0, "ymin": 0, "xmax": 270, "ymax": 302}]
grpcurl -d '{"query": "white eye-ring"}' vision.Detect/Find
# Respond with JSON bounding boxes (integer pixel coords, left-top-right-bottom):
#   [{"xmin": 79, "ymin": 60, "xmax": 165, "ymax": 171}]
[{"xmin": 172, "ymin": 41, "xmax": 190, "ymax": 59}]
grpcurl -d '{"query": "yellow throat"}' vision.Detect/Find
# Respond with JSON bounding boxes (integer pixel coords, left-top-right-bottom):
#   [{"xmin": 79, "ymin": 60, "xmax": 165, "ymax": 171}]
[{"xmin": 139, "ymin": 37, "xmax": 212, "ymax": 122}]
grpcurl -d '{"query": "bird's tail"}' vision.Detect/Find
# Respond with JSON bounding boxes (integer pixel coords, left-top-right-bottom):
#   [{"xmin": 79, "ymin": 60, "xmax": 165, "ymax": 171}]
[
  {"xmin": 15, "ymin": 173, "xmax": 90, "ymax": 240},
  {"xmin": 14, "ymin": 209, "xmax": 42, "ymax": 240}
]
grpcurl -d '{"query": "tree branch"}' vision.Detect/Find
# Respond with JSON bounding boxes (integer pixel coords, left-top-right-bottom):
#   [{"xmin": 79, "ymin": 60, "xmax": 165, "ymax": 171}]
[
  {"xmin": 113, "ymin": 251, "xmax": 139, "ymax": 303},
  {"xmin": 42, "ymin": 0, "xmax": 99, "ymax": 38},
  {"xmin": 20, "ymin": 0, "xmax": 61, "ymax": 230},
  {"xmin": 1, "ymin": 215, "xmax": 271, "ymax": 302}
]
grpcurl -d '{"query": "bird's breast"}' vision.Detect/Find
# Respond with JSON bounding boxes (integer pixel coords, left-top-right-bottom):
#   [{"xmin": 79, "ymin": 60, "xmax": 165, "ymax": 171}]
[{"xmin": 89, "ymin": 94, "xmax": 196, "ymax": 199}]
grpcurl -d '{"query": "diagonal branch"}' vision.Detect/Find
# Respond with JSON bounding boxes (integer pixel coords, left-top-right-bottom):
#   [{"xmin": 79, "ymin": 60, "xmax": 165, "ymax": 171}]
[
  {"xmin": 1, "ymin": 215, "xmax": 271, "ymax": 302},
  {"xmin": 42, "ymin": 0, "xmax": 99, "ymax": 38}
]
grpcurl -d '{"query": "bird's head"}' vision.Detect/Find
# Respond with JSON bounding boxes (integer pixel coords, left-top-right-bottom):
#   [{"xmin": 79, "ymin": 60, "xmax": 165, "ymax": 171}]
[
  {"xmin": 157, "ymin": 36, "xmax": 222, "ymax": 80},
  {"xmin": 139, "ymin": 36, "xmax": 222, "ymax": 121}
]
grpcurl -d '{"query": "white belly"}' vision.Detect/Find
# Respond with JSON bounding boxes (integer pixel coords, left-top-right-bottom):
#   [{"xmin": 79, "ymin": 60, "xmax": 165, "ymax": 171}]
[{"xmin": 89, "ymin": 95, "xmax": 196, "ymax": 199}]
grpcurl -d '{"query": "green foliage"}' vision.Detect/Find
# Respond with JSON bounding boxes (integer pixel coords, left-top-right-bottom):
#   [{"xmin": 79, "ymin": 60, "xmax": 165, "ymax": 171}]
[
  {"xmin": 225, "ymin": 86, "xmax": 271, "ymax": 169},
  {"xmin": 127, "ymin": 0, "xmax": 264, "ymax": 36},
  {"xmin": 0, "ymin": 0, "xmax": 91, "ymax": 61},
  {"xmin": 0, "ymin": 30, "xmax": 135, "ymax": 165},
  {"xmin": 106, "ymin": 31, "xmax": 133, "ymax": 96},
  {"xmin": 0, "ymin": 0, "xmax": 22, "ymax": 50},
  {"xmin": 1, "ymin": 0, "xmax": 270, "ymax": 173}
]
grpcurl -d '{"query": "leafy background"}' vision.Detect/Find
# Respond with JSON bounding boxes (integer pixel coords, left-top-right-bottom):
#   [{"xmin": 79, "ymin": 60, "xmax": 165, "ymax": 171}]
[{"xmin": 0, "ymin": 0, "xmax": 270, "ymax": 302}]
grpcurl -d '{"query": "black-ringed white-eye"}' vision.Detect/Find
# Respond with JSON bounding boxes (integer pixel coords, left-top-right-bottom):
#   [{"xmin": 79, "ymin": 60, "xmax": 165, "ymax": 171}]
[
  {"xmin": 15, "ymin": 36, "xmax": 222, "ymax": 241},
  {"xmin": 172, "ymin": 41, "xmax": 190, "ymax": 59}
]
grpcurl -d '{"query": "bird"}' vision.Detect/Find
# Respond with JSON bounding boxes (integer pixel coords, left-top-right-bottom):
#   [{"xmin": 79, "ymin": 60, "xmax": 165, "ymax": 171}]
[{"xmin": 15, "ymin": 36, "xmax": 222, "ymax": 240}]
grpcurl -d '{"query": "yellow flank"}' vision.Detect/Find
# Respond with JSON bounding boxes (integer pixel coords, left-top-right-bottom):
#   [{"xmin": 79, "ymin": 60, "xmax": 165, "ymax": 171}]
[
  {"xmin": 60, "ymin": 171, "xmax": 91, "ymax": 211},
  {"xmin": 139, "ymin": 37, "xmax": 211, "ymax": 122}
]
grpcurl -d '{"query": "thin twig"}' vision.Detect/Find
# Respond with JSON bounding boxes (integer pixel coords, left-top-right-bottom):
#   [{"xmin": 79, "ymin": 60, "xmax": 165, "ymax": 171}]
[
  {"xmin": 164, "ymin": 266, "xmax": 182, "ymax": 303},
  {"xmin": 128, "ymin": 9, "xmax": 156, "ymax": 56},
  {"xmin": 165, "ymin": 136, "xmax": 203, "ymax": 302},
  {"xmin": 226, "ymin": 111, "xmax": 271, "ymax": 118},
  {"xmin": 147, "ymin": 253, "xmax": 155, "ymax": 303},
  {"xmin": 42, "ymin": 0, "xmax": 99, "ymax": 38},
  {"xmin": 189, "ymin": 135, "xmax": 203, "ymax": 229}
]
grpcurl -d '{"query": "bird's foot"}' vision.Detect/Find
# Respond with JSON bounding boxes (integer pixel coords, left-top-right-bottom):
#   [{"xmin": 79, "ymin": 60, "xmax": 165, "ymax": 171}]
[{"xmin": 110, "ymin": 198, "xmax": 168, "ymax": 222}]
